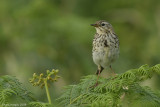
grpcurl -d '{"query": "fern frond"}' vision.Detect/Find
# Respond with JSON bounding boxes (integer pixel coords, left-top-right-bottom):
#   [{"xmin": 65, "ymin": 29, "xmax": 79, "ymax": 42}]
[
  {"xmin": 0, "ymin": 89, "xmax": 16, "ymax": 104},
  {"xmin": 0, "ymin": 75, "xmax": 35, "ymax": 104},
  {"xmin": 57, "ymin": 64, "xmax": 160, "ymax": 107},
  {"xmin": 152, "ymin": 64, "xmax": 160, "ymax": 74},
  {"xmin": 29, "ymin": 101, "xmax": 51, "ymax": 107},
  {"xmin": 125, "ymin": 84, "xmax": 160, "ymax": 107}
]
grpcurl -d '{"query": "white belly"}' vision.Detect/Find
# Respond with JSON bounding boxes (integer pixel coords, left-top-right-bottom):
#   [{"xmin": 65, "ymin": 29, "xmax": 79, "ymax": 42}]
[{"xmin": 92, "ymin": 47, "xmax": 119, "ymax": 68}]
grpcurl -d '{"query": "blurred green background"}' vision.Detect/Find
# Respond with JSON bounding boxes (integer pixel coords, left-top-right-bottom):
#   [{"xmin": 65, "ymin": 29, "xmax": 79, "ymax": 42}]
[{"xmin": 0, "ymin": 0, "xmax": 160, "ymax": 103}]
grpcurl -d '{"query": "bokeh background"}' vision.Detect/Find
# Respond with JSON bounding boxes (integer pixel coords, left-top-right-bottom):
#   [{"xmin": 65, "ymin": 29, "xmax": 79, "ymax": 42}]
[{"xmin": 0, "ymin": 0, "xmax": 160, "ymax": 103}]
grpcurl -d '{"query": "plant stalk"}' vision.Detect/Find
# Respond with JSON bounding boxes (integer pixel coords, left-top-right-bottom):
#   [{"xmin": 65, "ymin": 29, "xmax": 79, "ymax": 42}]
[{"xmin": 44, "ymin": 79, "xmax": 52, "ymax": 104}]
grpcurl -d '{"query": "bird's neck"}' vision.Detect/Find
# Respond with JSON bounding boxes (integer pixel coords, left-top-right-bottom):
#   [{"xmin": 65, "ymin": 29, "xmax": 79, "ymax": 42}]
[
  {"xmin": 96, "ymin": 30, "xmax": 106, "ymax": 34},
  {"xmin": 95, "ymin": 28, "xmax": 111, "ymax": 34}
]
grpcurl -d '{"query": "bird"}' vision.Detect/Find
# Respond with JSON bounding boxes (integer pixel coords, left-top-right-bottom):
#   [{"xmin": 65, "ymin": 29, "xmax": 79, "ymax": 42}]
[{"xmin": 91, "ymin": 20, "xmax": 119, "ymax": 83}]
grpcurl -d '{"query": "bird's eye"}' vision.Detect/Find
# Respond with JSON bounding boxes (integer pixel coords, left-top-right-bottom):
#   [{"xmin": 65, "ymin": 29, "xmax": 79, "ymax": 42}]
[{"xmin": 101, "ymin": 23, "xmax": 105, "ymax": 26}]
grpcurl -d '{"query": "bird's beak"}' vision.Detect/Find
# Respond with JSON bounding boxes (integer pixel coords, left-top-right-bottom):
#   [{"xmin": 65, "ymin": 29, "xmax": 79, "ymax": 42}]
[{"xmin": 90, "ymin": 23, "xmax": 99, "ymax": 27}]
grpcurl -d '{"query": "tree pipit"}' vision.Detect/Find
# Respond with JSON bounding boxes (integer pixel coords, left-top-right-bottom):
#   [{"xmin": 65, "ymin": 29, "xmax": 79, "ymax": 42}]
[{"xmin": 91, "ymin": 20, "xmax": 119, "ymax": 86}]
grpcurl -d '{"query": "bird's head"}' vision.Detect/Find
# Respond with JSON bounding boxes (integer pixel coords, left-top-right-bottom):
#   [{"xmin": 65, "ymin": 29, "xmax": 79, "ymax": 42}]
[{"xmin": 91, "ymin": 20, "xmax": 114, "ymax": 34}]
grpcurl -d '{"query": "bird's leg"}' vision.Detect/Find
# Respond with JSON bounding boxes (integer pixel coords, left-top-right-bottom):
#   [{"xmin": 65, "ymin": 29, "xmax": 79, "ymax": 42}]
[
  {"xmin": 100, "ymin": 66, "xmax": 104, "ymax": 73},
  {"xmin": 110, "ymin": 65, "xmax": 117, "ymax": 76},
  {"xmin": 96, "ymin": 69, "xmax": 99, "ymax": 75},
  {"xmin": 95, "ymin": 66, "xmax": 104, "ymax": 86},
  {"xmin": 96, "ymin": 66, "xmax": 104, "ymax": 75},
  {"xmin": 90, "ymin": 66, "xmax": 104, "ymax": 88}
]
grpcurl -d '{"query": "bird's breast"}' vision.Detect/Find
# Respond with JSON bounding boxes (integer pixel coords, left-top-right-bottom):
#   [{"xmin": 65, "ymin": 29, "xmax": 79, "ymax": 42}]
[{"xmin": 92, "ymin": 33, "xmax": 119, "ymax": 67}]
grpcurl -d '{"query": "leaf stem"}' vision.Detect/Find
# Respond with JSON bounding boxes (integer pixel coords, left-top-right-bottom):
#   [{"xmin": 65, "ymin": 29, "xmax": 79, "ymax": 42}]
[
  {"xmin": 70, "ymin": 94, "xmax": 83, "ymax": 104},
  {"xmin": 44, "ymin": 79, "xmax": 52, "ymax": 104}
]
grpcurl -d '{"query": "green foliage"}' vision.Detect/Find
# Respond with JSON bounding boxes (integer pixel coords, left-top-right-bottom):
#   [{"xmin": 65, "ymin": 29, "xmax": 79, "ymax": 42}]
[
  {"xmin": 29, "ymin": 69, "xmax": 60, "ymax": 104},
  {"xmin": 0, "ymin": 64, "xmax": 160, "ymax": 107},
  {"xmin": 57, "ymin": 64, "xmax": 160, "ymax": 107},
  {"xmin": 0, "ymin": 75, "xmax": 35, "ymax": 105},
  {"xmin": 0, "ymin": 89, "xmax": 16, "ymax": 104},
  {"xmin": 29, "ymin": 101, "xmax": 52, "ymax": 107},
  {"xmin": 29, "ymin": 69, "xmax": 60, "ymax": 89},
  {"xmin": 0, "ymin": 0, "xmax": 160, "ymax": 102},
  {"xmin": 0, "ymin": 70, "xmax": 60, "ymax": 106}
]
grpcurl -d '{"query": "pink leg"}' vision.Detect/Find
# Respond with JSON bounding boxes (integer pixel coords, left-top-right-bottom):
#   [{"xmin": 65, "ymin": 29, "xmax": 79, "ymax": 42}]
[
  {"xmin": 95, "ymin": 69, "xmax": 101, "ymax": 86},
  {"xmin": 110, "ymin": 65, "xmax": 117, "ymax": 75}
]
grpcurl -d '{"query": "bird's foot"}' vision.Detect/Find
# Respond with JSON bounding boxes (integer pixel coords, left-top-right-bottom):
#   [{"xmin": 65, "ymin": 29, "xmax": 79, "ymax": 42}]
[
  {"xmin": 111, "ymin": 74, "xmax": 118, "ymax": 80},
  {"xmin": 90, "ymin": 82, "xmax": 99, "ymax": 88}
]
